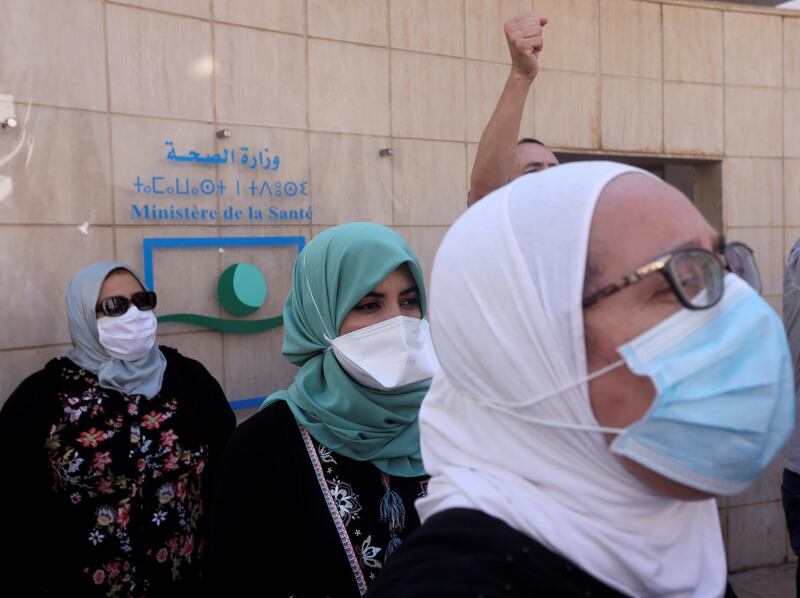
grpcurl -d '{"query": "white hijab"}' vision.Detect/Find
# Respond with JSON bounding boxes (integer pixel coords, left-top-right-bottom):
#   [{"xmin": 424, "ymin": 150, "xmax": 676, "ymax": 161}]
[{"xmin": 417, "ymin": 162, "xmax": 726, "ymax": 597}]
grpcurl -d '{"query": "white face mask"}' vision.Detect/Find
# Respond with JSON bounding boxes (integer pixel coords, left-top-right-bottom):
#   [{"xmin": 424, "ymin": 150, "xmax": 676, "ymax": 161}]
[
  {"xmin": 327, "ymin": 316, "xmax": 439, "ymax": 390},
  {"xmin": 96, "ymin": 306, "xmax": 158, "ymax": 361}
]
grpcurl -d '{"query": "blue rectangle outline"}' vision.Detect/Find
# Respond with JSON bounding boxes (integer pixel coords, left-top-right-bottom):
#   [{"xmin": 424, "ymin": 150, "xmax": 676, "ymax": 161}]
[
  {"xmin": 142, "ymin": 236, "xmax": 305, "ymax": 290},
  {"xmin": 142, "ymin": 235, "xmax": 306, "ymax": 411}
]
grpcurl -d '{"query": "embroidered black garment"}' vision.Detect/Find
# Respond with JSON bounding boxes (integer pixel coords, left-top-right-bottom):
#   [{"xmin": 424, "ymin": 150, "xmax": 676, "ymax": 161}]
[
  {"xmin": 211, "ymin": 400, "xmax": 428, "ymax": 598},
  {"xmin": 0, "ymin": 347, "xmax": 235, "ymax": 596}
]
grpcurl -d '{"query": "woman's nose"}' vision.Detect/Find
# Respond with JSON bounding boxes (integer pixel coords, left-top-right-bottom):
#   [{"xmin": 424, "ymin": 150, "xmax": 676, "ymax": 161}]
[{"xmin": 383, "ymin": 302, "xmax": 403, "ymax": 320}]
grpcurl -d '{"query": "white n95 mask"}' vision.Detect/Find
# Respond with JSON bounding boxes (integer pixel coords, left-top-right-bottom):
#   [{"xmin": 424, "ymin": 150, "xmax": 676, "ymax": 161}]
[
  {"xmin": 327, "ymin": 316, "xmax": 439, "ymax": 390},
  {"xmin": 97, "ymin": 306, "xmax": 158, "ymax": 361}
]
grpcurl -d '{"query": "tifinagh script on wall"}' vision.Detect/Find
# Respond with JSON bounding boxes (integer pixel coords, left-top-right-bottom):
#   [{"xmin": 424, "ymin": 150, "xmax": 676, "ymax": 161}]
[{"xmin": 129, "ymin": 140, "xmax": 311, "ymax": 223}]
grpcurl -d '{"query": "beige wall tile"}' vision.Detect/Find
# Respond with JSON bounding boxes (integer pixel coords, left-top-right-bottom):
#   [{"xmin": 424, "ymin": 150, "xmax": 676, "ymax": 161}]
[
  {"xmin": 599, "ymin": 0, "xmax": 661, "ymax": 79},
  {"xmin": 219, "ymin": 225, "xmax": 304, "ymax": 402},
  {"xmin": 0, "ymin": 344, "xmax": 71, "ymax": 407},
  {"xmin": 223, "ymin": 331, "xmax": 298, "ymax": 402},
  {"xmin": 309, "ymin": 0, "xmax": 386, "ymax": 45},
  {"xmin": 662, "ymin": 5, "xmax": 722, "ymax": 84},
  {"xmin": 391, "ymin": 51, "xmax": 466, "ymax": 141},
  {"xmin": 727, "ymin": 502, "xmax": 787, "ymax": 571},
  {"xmin": 395, "ymin": 226, "xmax": 450, "ymax": 292},
  {"xmin": 725, "ymin": 87, "xmax": 783, "ymax": 158},
  {"xmin": 787, "ymin": 91, "xmax": 800, "ymax": 158},
  {"xmin": 725, "ymin": 227, "xmax": 783, "ymax": 296},
  {"xmin": 156, "ymin": 331, "xmax": 225, "ymax": 389},
  {"xmin": 0, "ymin": 225, "xmax": 114, "ymax": 349},
  {"xmin": 393, "ymin": 139, "xmax": 467, "ymax": 226},
  {"xmin": 213, "ymin": 0, "xmax": 305, "ymax": 34},
  {"xmin": 533, "ymin": 0, "xmax": 598, "ymax": 74},
  {"xmin": 534, "ymin": 71, "xmax": 598, "ymax": 149},
  {"xmin": 212, "ymin": 125, "xmax": 309, "ymax": 227},
  {"xmin": 724, "ymin": 12, "xmax": 782, "ymax": 88},
  {"xmin": 722, "ymin": 159, "xmax": 782, "ymax": 227},
  {"xmin": 309, "ymin": 40, "xmax": 390, "ymax": 136},
  {"xmin": 663, "ymin": 83, "xmax": 723, "ymax": 156},
  {"xmin": 465, "ymin": 0, "xmax": 532, "ymax": 63},
  {"xmin": 113, "ymin": 0, "xmax": 210, "ymax": 19},
  {"xmin": 601, "ymin": 77, "xmax": 661, "ymax": 152},
  {"xmin": 786, "ymin": 17, "xmax": 800, "ymax": 89},
  {"xmin": 309, "ymin": 133, "xmax": 393, "ymax": 225},
  {"xmin": 107, "ymin": 5, "xmax": 213, "ymax": 120},
  {"xmin": 466, "ymin": 61, "xmax": 535, "ymax": 143},
  {"xmin": 115, "ymin": 226, "xmax": 221, "ymax": 335},
  {"xmin": 107, "ymin": 5, "xmax": 214, "ymax": 120},
  {"xmin": 391, "ymin": 0, "xmax": 463, "ymax": 56},
  {"xmin": 110, "ymin": 116, "xmax": 219, "ymax": 226},
  {"xmin": 786, "ymin": 160, "xmax": 800, "ymax": 226},
  {"xmin": 0, "ymin": 0, "xmax": 106, "ymax": 110},
  {"xmin": 0, "ymin": 104, "xmax": 112, "ymax": 224},
  {"xmin": 214, "ymin": 25, "xmax": 306, "ymax": 128}
]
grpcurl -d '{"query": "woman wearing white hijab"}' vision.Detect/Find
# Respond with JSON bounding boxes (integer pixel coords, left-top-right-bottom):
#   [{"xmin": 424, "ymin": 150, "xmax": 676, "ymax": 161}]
[
  {"xmin": 368, "ymin": 162, "xmax": 793, "ymax": 597},
  {"xmin": 0, "ymin": 261, "xmax": 235, "ymax": 596}
]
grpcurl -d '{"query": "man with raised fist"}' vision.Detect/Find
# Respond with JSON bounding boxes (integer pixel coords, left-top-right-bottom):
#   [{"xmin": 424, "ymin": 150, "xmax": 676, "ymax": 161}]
[{"xmin": 468, "ymin": 14, "xmax": 558, "ymax": 206}]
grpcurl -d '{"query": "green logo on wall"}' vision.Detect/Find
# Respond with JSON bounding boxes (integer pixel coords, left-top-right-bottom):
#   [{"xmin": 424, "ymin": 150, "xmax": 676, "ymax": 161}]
[{"xmin": 158, "ymin": 262, "xmax": 283, "ymax": 333}]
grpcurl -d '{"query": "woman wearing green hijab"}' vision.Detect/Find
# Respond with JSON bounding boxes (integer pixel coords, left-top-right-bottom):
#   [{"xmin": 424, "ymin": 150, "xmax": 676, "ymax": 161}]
[{"xmin": 211, "ymin": 223, "xmax": 438, "ymax": 597}]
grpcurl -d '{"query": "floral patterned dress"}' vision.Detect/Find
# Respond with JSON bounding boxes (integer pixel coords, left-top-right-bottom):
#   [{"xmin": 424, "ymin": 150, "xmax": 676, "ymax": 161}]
[{"xmin": 0, "ymin": 349, "xmax": 235, "ymax": 597}]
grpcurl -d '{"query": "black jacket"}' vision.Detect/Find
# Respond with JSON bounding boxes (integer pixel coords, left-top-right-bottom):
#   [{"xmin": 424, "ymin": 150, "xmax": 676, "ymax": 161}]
[
  {"xmin": 0, "ymin": 347, "xmax": 235, "ymax": 596},
  {"xmin": 210, "ymin": 400, "xmax": 428, "ymax": 598}
]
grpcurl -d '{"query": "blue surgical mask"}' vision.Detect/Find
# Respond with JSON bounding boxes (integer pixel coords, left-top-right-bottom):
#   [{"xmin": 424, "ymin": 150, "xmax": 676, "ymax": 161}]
[
  {"xmin": 473, "ymin": 274, "xmax": 795, "ymax": 496},
  {"xmin": 609, "ymin": 274, "xmax": 794, "ymax": 495}
]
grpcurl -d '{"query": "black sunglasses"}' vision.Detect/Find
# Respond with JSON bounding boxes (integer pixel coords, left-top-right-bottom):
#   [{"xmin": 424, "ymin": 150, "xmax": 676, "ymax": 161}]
[
  {"xmin": 96, "ymin": 291, "xmax": 158, "ymax": 317},
  {"xmin": 582, "ymin": 241, "xmax": 760, "ymax": 310}
]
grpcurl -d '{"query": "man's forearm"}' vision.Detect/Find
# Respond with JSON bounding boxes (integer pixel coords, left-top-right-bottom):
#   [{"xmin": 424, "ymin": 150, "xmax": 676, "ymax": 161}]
[{"xmin": 468, "ymin": 73, "xmax": 533, "ymax": 205}]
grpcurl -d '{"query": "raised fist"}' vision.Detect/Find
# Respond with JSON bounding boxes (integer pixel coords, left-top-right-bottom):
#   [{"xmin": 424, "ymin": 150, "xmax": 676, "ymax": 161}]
[{"xmin": 504, "ymin": 14, "xmax": 548, "ymax": 80}]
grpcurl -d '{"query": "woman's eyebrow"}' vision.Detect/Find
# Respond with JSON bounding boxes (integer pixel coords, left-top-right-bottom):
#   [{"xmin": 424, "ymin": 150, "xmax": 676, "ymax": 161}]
[{"xmin": 362, "ymin": 285, "xmax": 418, "ymax": 300}]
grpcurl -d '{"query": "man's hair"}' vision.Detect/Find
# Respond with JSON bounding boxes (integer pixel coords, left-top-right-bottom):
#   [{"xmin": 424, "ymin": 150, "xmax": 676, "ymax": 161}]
[{"xmin": 517, "ymin": 137, "xmax": 545, "ymax": 146}]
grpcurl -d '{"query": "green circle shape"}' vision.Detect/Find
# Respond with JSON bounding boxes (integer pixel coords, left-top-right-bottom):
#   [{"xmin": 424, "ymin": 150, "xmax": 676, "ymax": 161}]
[{"xmin": 218, "ymin": 263, "xmax": 268, "ymax": 317}]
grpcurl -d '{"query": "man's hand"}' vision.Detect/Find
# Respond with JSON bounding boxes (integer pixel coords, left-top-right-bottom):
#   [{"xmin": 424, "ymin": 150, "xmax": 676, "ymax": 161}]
[{"xmin": 504, "ymin": 14, "xmax": 548, "ymax": 81}]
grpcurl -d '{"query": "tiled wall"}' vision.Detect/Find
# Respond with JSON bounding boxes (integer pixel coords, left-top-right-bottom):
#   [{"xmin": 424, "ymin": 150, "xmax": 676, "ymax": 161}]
[{"xmin": 0, "ymin": 0, "xmax": 799, "ymax": 572}]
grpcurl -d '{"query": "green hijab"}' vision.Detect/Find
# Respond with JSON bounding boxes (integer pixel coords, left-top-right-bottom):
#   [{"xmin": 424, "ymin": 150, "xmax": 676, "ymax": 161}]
[{"xmin": 262, "ymin": 222, "xmax": 429, "ymax": 477}]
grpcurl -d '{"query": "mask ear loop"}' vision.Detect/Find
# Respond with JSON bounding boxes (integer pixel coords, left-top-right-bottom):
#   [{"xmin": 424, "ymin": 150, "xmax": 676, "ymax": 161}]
[
  {"xmin": 516, "ymin": 359, "xmax": 624, "ymax": 408},
  {"xmin": 470, "ymin": 358, "xmax": 627, "ymax": 434},
  {"xmin": 302, "ymin": 250, "xmax": 335, "ymax": 351},
  {"xmin": 479, "ymin": 399, "xmax": 626, "ymax": 435}
]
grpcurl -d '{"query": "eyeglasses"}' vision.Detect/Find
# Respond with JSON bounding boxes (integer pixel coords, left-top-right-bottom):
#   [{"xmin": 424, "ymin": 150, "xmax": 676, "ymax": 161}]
[
  {"xmin": 582, "ymin": 241, "xmax": 760, "ymax": 310},
  {"xmin": 96, "ymin": 291, "xmax": 158, "ymax": 317}
]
